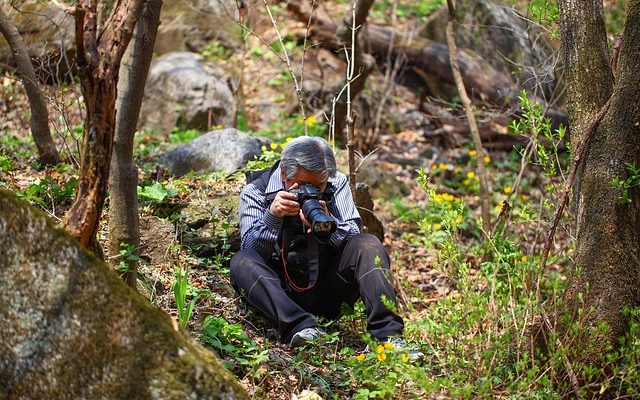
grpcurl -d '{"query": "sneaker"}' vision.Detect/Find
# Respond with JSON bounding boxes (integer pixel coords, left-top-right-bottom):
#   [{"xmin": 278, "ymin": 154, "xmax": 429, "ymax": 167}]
[
  {"xmin": 366, "ymin": 337, "xmax": 425, "ymax": 363},
  {"xmin": 290, "ymin": 327, "xmax": 325, "ymax": 347}
]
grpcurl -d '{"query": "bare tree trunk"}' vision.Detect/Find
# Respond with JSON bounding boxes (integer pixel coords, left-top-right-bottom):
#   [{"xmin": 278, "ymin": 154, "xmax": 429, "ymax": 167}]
[
  {"xmin": 329, "ymin": 0, "xmax": 376, "ymax": 143},
  {"xmin": 63, "ymin": 0, "xmax": 146, "ymax": 250},
  {"xmin": 445, "ymin": 0, "xmax": 490, "ymax": 234},
  {"xmin": 108, "ymin": 0, "xmax": 162, "ymax": 288},
  {"xmin": 559, "ymin": 0, "xmax": 640, "ymax": 357},
  {"xmin": 0, "ymin": 7, "xmax": 61, "ymax": 165}
]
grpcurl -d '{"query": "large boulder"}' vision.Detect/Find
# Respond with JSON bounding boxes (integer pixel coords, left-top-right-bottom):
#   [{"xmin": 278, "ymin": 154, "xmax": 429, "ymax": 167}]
[
  {"xmin": 420, "ymin": 1, "xmax": 558, "ymax": 98},
  {"xmin": 160, "ymin": 128, "xmax": 262, "ymax": 176},
  {"xmin": 0, "ymin": 2, "xmax": 75, "ymax": 83},
  {"xmin": 154, "ymin": 0, "xmax": 242, "ymax": 55},
  {"xmin": 138, "ymin": 52, "xmax": 236, "ymax": 133},
  {"xmin": 0, "ymin": 190, "xmax": 248, "ymax": 399}
]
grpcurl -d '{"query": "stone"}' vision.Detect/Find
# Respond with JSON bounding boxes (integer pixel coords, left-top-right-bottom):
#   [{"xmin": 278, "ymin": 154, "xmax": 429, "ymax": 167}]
[
  {"xmin": 154, "ymin": 0, "xmax": 243, "ymax": 55},
  {"xmin": 0, "ymin": 2, "xmax": 75, "ymax": 83},
  {"xmin": 160, "ymin": 128, "xmax": 262, "ymax": 176},
  {"xmin": 138, "ymin": 52, "xmax": 236, "ymax": 133},
  {"xmin": 0, "ymin": 189, "xmax": 248, "ymax": 399},
  {"xmin": 139, "ymin": 215, "xmax": 176, "ymax": 264}
]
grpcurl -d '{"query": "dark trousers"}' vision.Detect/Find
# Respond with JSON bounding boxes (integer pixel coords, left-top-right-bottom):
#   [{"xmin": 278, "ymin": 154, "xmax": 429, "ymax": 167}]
[{"xmin": 230, "ymin": 233, "xmax": 404, "ymax": 343}]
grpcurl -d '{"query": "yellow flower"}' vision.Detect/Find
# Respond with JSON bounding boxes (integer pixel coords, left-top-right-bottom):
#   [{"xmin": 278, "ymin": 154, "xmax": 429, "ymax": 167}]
[
  {"xmin": 456, "ymin": 214, "xmax": 463, "ymax": 223},
  {"xmin": 286, "ymin": 136, "xmax": 293, "ymax": 143},
  {"xmin": 384, "ymin": 342, "xmax": 395, "ymax": 350},
  {"xmin": 356, "ymin": 353, "xmax": 366, "ymax": 362},
  {"xmin": 401, "ymin": 354, "xmax": 410, "ymax": 363},
  {"xmin": 483, "ymin": 156, "xmax": 491, "ymax": 164},
  {"xmin": 261, "ymin": 145, "xmax": 267, "ymax": 152},
  {"xmin": 280, "ymin": 143, "xmax": 286, "ymax": 150},
  {"xmin": 454, "ymin": 167, "xmax": 462, "ymax": 173},
  {"xmin": 215, "ymin": 124, "xmax": 223, "ymax": 129},
  {"xmin": 433, "ymin": 223, "xmax": 441, "ymax": 231},
  {"xmin": 270, "ymin": 143, "xmax": 278, "ymax": 150},
  {"xmin": 504, "ymin": 186, "xmax": 512, "ymax": 194},
  {"xmin": 431, "ymin": 164, "xmax": 438, "ymax": 171},
  {"xmin": 521, "ymin": 256, "xmax": 528, "ymax": 263},
  {"xmin": 463, "ymin": 179, "xmax": 471, "ymax": 186},
  {"xmin": 306, "ymin": 115, "xmax": 317, "ymax": 126},
  {"xmin": 439, "ymin": 162, "xmax": 447, "ymax": 170},
  {"xmin": 469, "ymin": 149, "xmax": 477, "ymax": 157},
  {"xmin": 467, "ymin": 171, "xmax": 475, "ymax": 179},
  {"xmin": 377, "ymin": 352, "xmax": 387, "ymax": 362},
  {"xmin": 375, "ymin": 345, "xmax": 385, "ymax": 354}
]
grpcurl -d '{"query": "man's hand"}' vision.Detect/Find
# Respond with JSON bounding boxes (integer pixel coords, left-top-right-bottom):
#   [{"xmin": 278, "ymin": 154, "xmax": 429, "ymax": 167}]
[{"xmin": 270, "ymin": 184, "xmax": 300, "ymax": 218}]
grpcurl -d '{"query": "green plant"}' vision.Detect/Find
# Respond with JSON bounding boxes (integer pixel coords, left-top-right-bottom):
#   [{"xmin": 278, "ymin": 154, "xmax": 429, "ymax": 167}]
[
  {"xmin": 201, "ymin": 40, "xmax": 231, "ymax": 60},
  {"xmin": 116, "ymin": 242, "xmax": 143, "ymax": 274},
  {"xmin": 16, "ymin": 175, "xmax": 78, "ymax": 210},
  {"xmin": 173, "ymin": 267, "xmax": 199, "ymax": 330},
  {"xmin": 169, "ymin": 128, "xmax": 200, "ymax": 144},
  {"xmin": 137, "ymin": 181, "xmax": 178, "ymax": 203},
  {"xmin": 610, "ymin": 162, "xmax": 640, "ymax": 204},
  {"xmin": 0, "ymin": 150, "xmax": 13, "ymax": 173}
]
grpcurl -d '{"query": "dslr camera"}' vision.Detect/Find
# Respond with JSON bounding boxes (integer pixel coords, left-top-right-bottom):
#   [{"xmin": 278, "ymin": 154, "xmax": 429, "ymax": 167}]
[{"xmin": 288, "ymin": 183, "xmax": 336, "ymax": 238}]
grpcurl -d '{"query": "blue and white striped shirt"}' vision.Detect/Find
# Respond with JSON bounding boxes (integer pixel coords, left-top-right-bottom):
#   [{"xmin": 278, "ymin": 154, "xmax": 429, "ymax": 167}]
[{"xmin": 239, "ymin": 164, "xmax": 362, "ymax": 260}]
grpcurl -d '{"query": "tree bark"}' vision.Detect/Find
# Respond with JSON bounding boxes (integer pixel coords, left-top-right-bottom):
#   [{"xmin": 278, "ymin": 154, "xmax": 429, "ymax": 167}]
[
  {"xmin": 108, "ymin": 0, "xmax": 162, "ymax": 288},
  {"xmin": 63, "ymin": 0, "xmax": 146, "ymax": 250},
  {"xmin": 559, "ymin": 0, "xmax": 640, "ymax": 355},
  {"xmin": 0, "ymin": 7, "xmax": 61, "ymax": 165}
]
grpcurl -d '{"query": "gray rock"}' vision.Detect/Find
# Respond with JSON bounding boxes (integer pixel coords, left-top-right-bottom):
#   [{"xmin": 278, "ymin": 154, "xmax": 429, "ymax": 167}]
[
  {"xmin": 139, "ymin": 52, "xmax": 235, "ymax": 133},
  {"xmin": 139, "ymin": 215, "xmax": 176, "ymax": 264},
  {"xmin": 0, "ymin": 189, "xmax": 248, "ymax": 399},
  {"xmin": 0, "ymin": 2, "xmax": 75, "ymax": 83},
  {"xmin": 155, "ymin": 0, "xmax": 242, "ymax": 55},
  {"xmin": 160, "ymin": 128, "xmax": 262, "ymax": 176}
]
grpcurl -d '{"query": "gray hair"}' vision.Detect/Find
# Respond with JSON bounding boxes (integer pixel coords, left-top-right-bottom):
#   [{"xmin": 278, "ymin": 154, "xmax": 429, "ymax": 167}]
[{"xmin": 280, "ymin": 136, "xmax": 337, "ymax": 179}]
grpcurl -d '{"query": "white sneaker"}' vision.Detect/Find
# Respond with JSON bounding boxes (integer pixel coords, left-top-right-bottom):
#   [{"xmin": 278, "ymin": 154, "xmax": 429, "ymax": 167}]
[{"xmin": 290, "ymin": 327, "xmax": 325, "ymax": 347}]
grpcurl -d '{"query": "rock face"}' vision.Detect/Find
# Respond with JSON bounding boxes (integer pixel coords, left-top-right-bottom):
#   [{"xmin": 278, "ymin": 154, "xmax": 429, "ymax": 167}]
[
  {"xmin": 138, "ymin": 52, "xmax": 236, "ymax": 133},
  {"xmin": 0, "ymin": 190, "xmax": 248, "ymax": 400},
  {"xmin": 0, "ymin": 1, "xmax": 75, "ymax": 83},
  {"xmin": 160, "ymin": 128, "xmax": 262, "ymax": 176},
  {"xmin": 420, "ymin": 1, "xmax": 558, "ymax": 98},
  {"xmin": 154, "ymin": 0, "xmax": 242, "ymax": 55}
]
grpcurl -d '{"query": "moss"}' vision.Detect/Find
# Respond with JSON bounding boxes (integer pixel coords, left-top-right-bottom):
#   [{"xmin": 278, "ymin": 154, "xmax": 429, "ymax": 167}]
[{"xmin": 0, "ymin": 189, "xmax": 249, "ymax": 399}]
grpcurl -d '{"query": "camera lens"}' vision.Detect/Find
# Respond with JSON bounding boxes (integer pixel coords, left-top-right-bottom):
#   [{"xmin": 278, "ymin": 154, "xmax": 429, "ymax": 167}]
[{"xmin": 301, "ymin": 199, "xmax": 336, "ymax": 236}]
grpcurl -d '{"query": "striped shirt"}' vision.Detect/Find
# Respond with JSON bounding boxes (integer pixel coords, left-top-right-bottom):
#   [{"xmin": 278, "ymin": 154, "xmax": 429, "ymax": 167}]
[{"xmin": 239, "ymin": 164, "xmax": 362, "ymax": 260}]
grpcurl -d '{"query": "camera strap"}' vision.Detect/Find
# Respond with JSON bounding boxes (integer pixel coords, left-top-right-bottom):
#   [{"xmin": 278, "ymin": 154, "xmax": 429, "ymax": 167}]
[{"xmin": 281, "ymin": 217, "xmax": 319, "ymax": 293}]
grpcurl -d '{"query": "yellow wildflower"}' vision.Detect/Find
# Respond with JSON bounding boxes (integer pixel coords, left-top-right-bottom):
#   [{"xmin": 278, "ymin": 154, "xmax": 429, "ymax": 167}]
[
  {"xmin": 280, "ymin": 143, "xmax": 286, "ymax": 150},
  {"xmin": 521, "ymin": 256, "xmax": 528, "ymax": 263},
  {"xmin": 454, "ymin": 167, "xmax": 462, "ymax": 173},
  {"xmin": 375, "ymin": 345, "xmax": 385, "ymax": 354},
  {"xmin": 401, "ymin": 354, "xmax": 410, "ymax": 363},
  {"xmin": 431, "ymin": 164, "xmax": 438, "ymax": 171},
  {"xmin": 377, "ymin": 352, "xmax": 387, "ymax": 362},
  {"xmin": 504, "ymin": 186, "xmax": 512, "ymax": 194},
  {"xmin": 439, "ymin": 162, "xmax": 447, "ymax": 170},
  {"xmin": 469, "ymin": 149, "xmax": 477, "ymax": 157},
  {"xmin": 456, "ymin": 214, "xmax": 463, "ymax": 223},
  {"xmin": 467, "ymin": 171, "xmax": 475, "ymax": 179},
  {"xmin": 384, "ymin": 342, "xmax": 395, "ymax": 350},
  {"xmin": 270, "ymin": 143, "xmax": 278, "ymax": 150},
  {"xmin": 261, "ymin": 145, "xmax": 267, "ymax": 152},
  {"xmin": 286, "ymin": 136, "xmax": 293, "ymax": 143},
  {"xmin": 483, "ymin": 156, "xmax": 491, "ymax": 164},
  {"xmin": 463, "ymin": 179, "xmax": 471, "ymax": 186},
  {"xmin": 433, "ymin": 223, "xmax": 441, "ymax": 231},
  {"xmin": 356, "ymin": 353, "xmax": 366, "ymax": 362},
  {"xmin": 215, "ymin": 124, "xmax": 223, "ymax": 129},
  {"xmin": 306, "ymin": 115, "xmax": 317, "ymax": 126}
]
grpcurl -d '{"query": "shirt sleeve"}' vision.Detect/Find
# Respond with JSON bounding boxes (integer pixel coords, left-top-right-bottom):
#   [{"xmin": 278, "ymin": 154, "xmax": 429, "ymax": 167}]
[
  {"xmin": 327, "ymin": 174, "xmax": 361, "ymax": 248},
  {"xmin": 239, "ymin": 183, "xmax": 282, "ymax": 259}
]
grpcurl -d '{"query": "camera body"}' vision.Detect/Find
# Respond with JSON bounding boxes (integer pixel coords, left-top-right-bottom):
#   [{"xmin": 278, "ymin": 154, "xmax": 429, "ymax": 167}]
[{"xmin": 288, "ymin": 183, "xmax": 336, "ymax": 238}]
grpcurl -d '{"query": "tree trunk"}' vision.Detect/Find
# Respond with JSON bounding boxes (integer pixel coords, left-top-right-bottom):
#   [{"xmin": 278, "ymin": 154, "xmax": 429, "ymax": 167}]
[
  {"xmin": 559, "ymin": 0, "xmax": 640, "ymax": 354},
  {"xmin": 0, "ymin": 7, "xmax": 61, "ymax": 165},
  {"xmin": 63, "ymin": 0, "xmax": 146, "ymax": 250},
  {"xmin": 108, "ymin": 0, "xmax": 162, "ymax": 288}
]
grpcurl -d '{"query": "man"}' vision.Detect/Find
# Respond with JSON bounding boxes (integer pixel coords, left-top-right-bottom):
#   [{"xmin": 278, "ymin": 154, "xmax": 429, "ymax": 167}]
[{"xmin": 230, "ymin": 136, "xmax": 421, "ymax": 359}]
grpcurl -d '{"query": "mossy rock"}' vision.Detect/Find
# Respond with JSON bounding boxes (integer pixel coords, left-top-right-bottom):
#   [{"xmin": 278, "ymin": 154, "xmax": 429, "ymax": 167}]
[{"xmin": 0, "ymin": 189, "xmax": 248, "ymax": 399}]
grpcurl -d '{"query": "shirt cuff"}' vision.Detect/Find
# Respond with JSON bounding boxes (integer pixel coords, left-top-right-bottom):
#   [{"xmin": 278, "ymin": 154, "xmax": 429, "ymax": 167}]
[{"xmin": 263, "ymin": 209, "xmax": 283, "ymax": 231}]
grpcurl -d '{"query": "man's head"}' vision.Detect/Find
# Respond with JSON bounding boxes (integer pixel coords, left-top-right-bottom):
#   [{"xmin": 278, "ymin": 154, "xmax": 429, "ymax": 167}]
[{"xmin": 280, "ymin": 136, "xmax": 336, "ymax": 191}]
